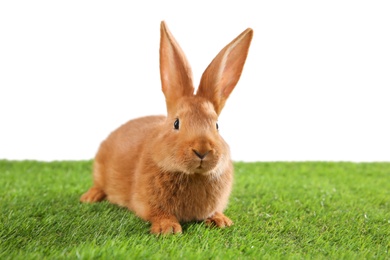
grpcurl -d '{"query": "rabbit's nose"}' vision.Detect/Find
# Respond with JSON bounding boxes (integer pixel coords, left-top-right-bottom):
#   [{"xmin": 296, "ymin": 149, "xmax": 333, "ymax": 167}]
[{"xmin": 192, "ymin": 149, "xmax": 210, "ymax": 160}]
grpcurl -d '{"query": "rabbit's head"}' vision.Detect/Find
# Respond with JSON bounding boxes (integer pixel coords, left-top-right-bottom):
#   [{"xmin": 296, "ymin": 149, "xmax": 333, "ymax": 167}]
[{"xmin": 150, "ymin": 21, "xmax": 253, "ymax": 176}]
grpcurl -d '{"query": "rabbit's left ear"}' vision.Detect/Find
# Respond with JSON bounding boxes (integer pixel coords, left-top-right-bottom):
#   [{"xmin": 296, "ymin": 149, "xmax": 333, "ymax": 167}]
[
  {"xmin": 196, "ymin": 28, "xmax": 253, "ymax": 115},
  {"xmin": 160, "ymin": 21, "xmax": 195, "ymax": 112}
]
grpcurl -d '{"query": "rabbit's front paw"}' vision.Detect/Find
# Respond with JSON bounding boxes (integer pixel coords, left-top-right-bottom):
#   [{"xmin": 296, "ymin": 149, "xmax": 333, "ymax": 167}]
[
  {"xmin": 150, "ymin": 218, "xmax": 182, "ymax": 235},
  {"xmin": 205, "ymin": 212, "xmax": 233, "ymax": 228}
]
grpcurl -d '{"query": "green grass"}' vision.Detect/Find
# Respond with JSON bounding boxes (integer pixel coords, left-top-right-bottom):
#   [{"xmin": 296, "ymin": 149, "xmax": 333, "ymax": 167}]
[{"xmin": 0, "ymin": 160, "xmax": 389, "ymax": 259}]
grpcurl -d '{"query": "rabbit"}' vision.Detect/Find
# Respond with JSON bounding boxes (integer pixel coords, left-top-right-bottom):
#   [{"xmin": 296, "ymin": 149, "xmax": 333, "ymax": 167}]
[{"xmin": 80, "ymin": 21, "xmax": 253, "ymax": 235}]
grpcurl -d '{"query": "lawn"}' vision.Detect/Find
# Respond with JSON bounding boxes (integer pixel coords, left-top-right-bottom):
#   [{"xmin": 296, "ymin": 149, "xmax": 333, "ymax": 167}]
[{"xmin": 0, "ymin": 160, "xmax": 389, "ymax": 259}]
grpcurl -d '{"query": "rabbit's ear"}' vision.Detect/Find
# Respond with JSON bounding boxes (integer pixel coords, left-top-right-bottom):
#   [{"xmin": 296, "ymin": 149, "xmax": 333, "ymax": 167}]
[
  {"xmin": 160, "ymin": 21, "xmax": 195, "ymax": 111},
  {"xmin": 196, "ymin": 28, "xmax": 253, "ymax": 115}
]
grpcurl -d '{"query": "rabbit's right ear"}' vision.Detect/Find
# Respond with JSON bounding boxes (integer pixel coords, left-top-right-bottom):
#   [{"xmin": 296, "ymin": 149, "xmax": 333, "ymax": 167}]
[{"xmin": 160, "ymin": 21, "xmax": 195, "ymax": 112}]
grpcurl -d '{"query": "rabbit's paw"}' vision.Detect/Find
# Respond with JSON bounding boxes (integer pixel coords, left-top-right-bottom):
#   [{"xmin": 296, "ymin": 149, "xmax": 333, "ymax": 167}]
[
  {"xmin": 80, "ymin": 187, "xmax": 106, "ymax": 203},
  {"xmin": 205, "ymin": 212, "xmax": 233, "ymax": 228},
  {"xmin": 151, "ymin": 218, "xmax": 182, "ymax": 235}
]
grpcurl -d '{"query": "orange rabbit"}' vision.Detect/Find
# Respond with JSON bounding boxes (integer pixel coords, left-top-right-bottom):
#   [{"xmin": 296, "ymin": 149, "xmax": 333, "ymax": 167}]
[{"xmin": 80, "ymin": 21, "xmax": 253, "ymax": 234}]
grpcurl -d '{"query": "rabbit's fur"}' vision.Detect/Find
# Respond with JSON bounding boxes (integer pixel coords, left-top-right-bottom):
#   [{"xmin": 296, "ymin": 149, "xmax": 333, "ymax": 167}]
[{"xmin": 80, "ymin": 21, "xmax": 253, "ymax": 234}]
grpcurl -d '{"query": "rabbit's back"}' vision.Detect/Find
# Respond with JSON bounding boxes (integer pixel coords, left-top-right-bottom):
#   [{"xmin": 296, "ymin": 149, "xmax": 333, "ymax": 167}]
[{"xmin": 92, "ymin": 115, "xmax": 165, "ymax": 207}]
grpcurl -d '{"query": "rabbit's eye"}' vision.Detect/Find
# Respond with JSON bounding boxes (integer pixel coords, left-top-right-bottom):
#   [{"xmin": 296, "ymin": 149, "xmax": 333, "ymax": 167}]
[
  {"xmin": 216, "ymin": 122, "xmax": 219, "ymax": 130},
  {"xmin": 174, "ymin": 119, "xmax": 180, "ymax": 130}
]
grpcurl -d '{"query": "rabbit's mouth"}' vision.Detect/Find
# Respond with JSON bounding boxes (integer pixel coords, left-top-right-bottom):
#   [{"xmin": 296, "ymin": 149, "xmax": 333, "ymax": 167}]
[
  {"xmin": 193, "ymin": 162, "xmax": 205, "ymax": 172},
  {"xmin": 191, "ymin": 159, "xmax": 218, "ymax": 175},
  {"xmin": 196, "ymin": 162, "xmax": 204, "ymax": 170}
]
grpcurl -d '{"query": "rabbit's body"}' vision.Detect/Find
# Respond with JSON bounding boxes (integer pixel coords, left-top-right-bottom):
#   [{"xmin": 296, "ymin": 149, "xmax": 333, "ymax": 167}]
[
  {"xmin": 88, "ymin": 111, "xmax": 232, "ymax": 222},
  {"xmin": 81, "ymin": 21, "xmax": 252, "ymax": 234}
]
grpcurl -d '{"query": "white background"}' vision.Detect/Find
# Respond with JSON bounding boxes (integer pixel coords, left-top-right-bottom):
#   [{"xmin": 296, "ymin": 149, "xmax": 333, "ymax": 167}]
[{"xmin": 1, "ymin": 1, "xmax": 389, "ymax": 162}]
